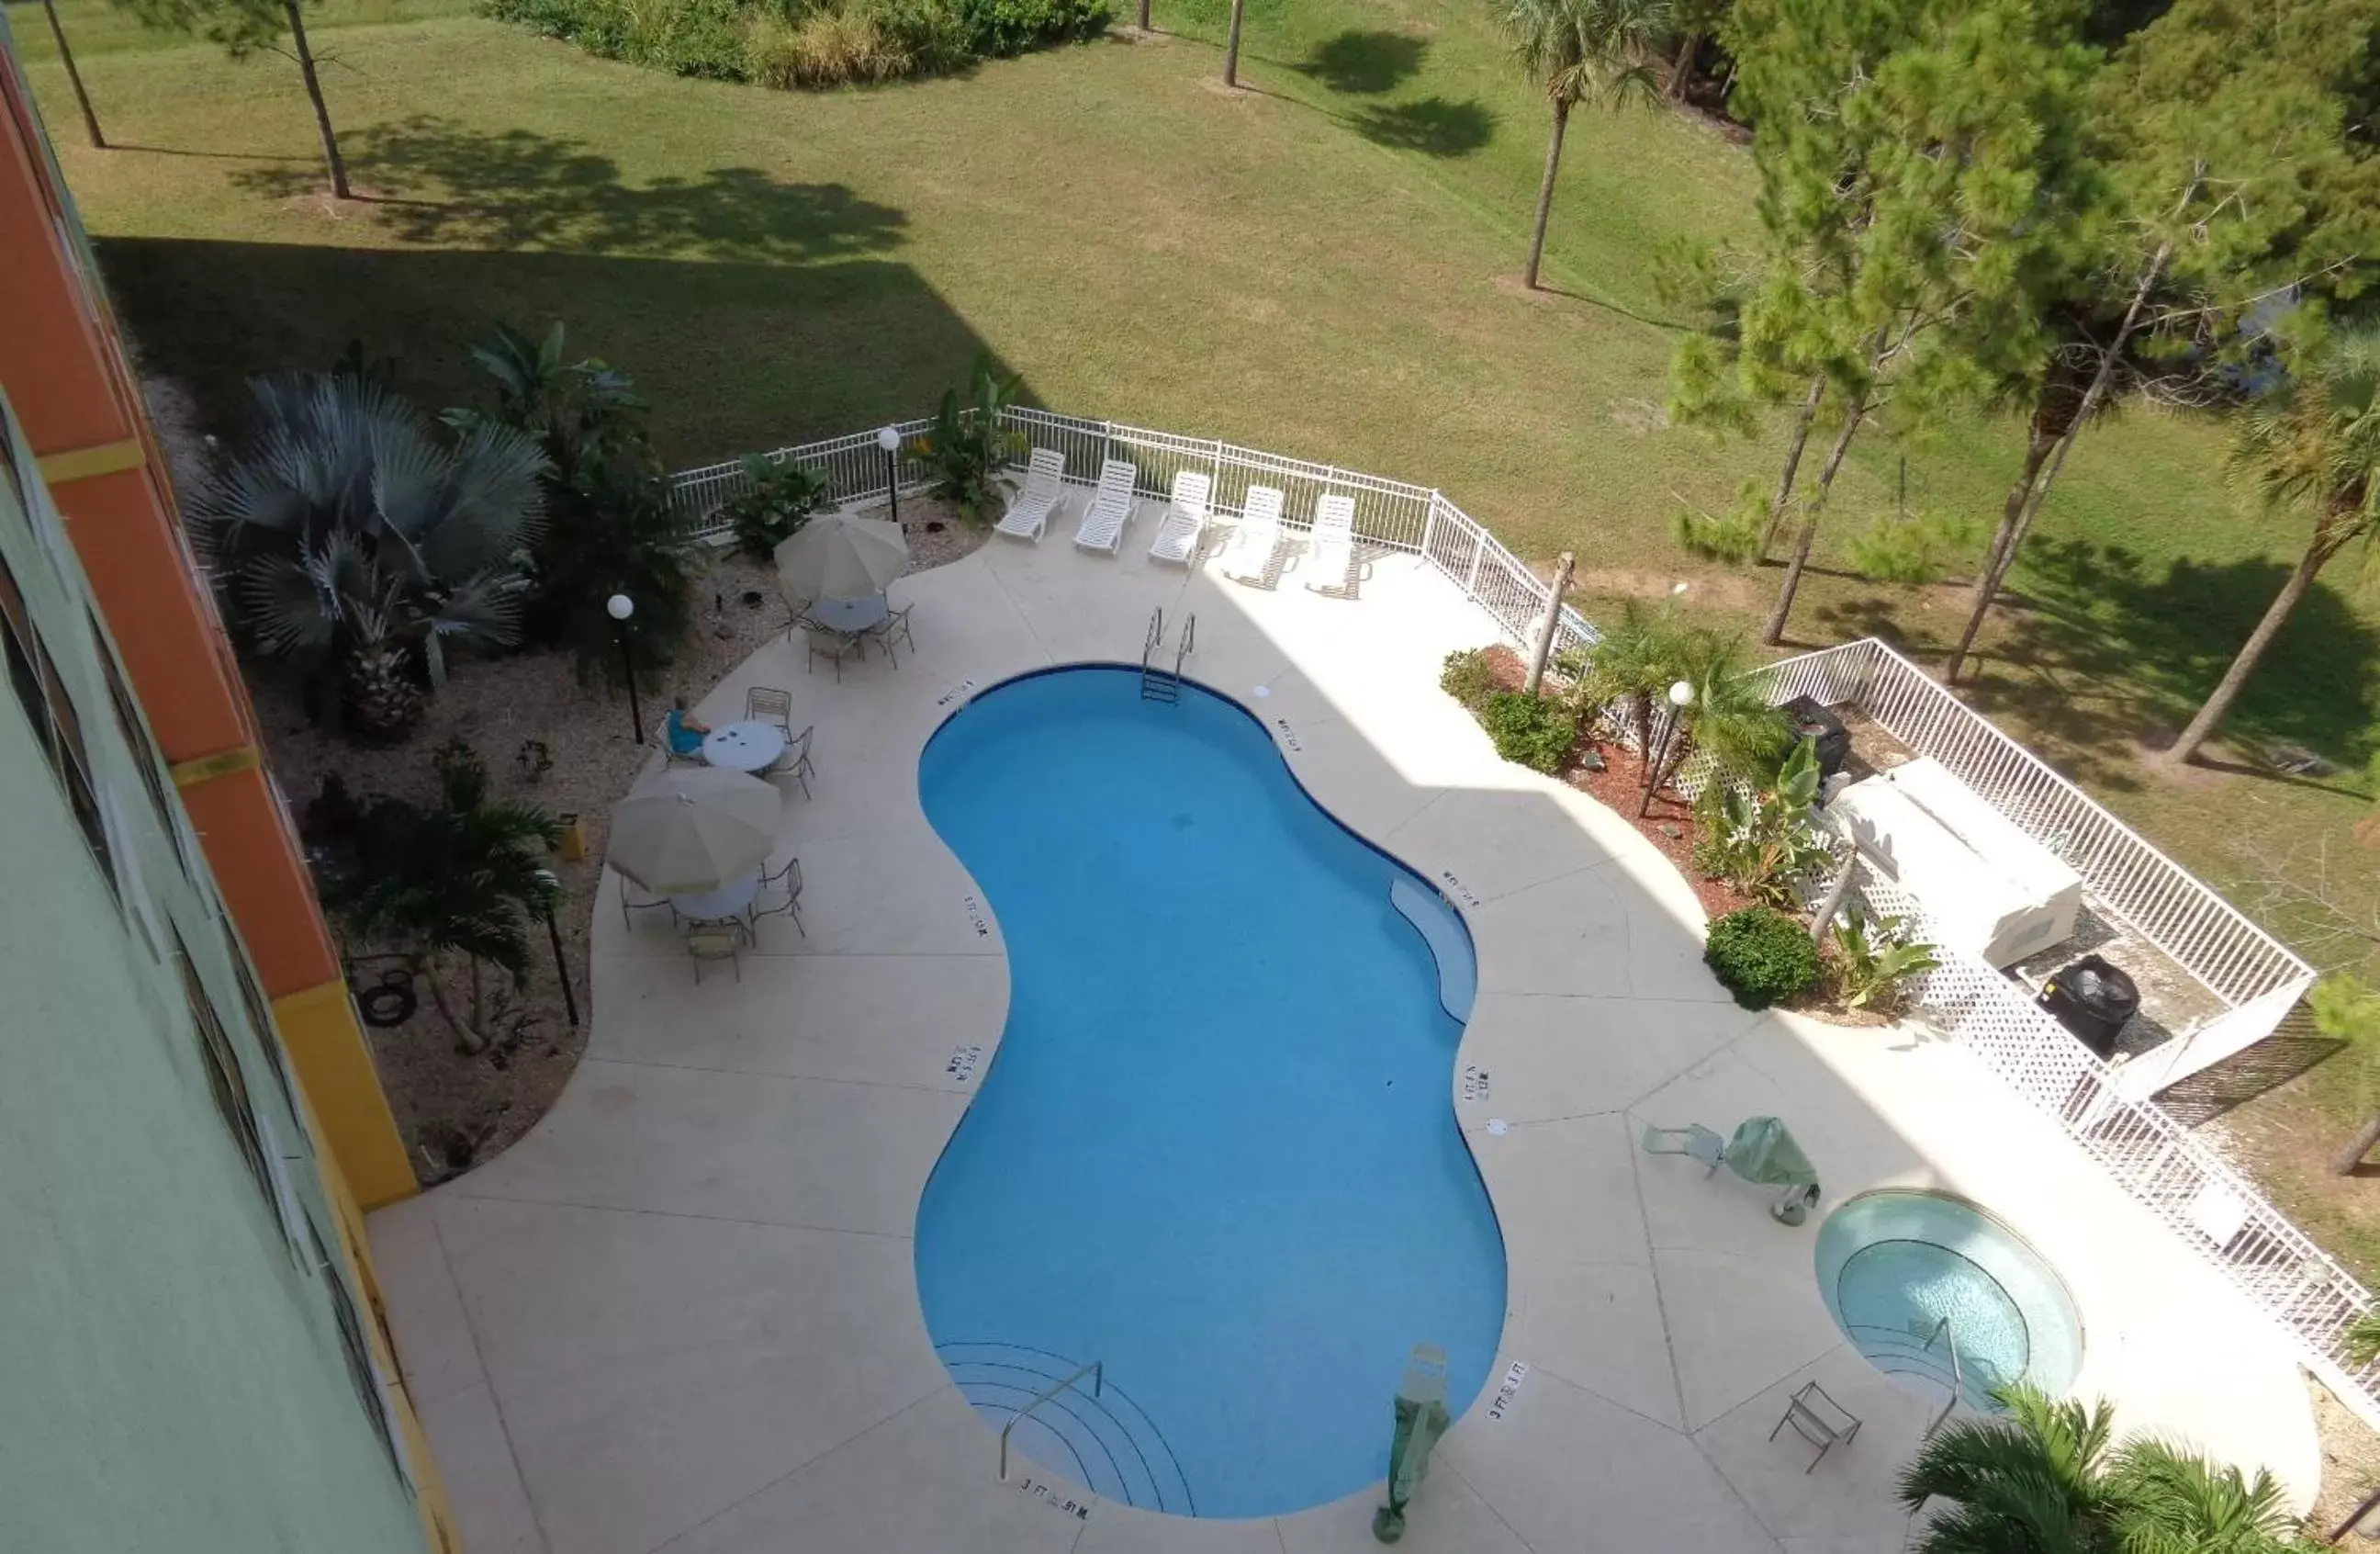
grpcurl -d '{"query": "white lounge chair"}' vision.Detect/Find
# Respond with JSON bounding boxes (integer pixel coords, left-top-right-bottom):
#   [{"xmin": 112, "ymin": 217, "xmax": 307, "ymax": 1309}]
[
  {"xmin": 1219, "ymin": 485, "xmax": 1285, "ymax": 584},
  {"xmin": 1147, "ymin": 471, "xmax": 1212, "ymax": 566},
  {"xmin": 1072, "ymin": 458, "xmax": 1138, "ymax": 555},
  {"xmin": 995, "ymin": 447, "xmax": 1067, "ymax": 543},
  {"xmin": 1305, "ymin": 492, "xmax": 1359, "ymax": 595}
]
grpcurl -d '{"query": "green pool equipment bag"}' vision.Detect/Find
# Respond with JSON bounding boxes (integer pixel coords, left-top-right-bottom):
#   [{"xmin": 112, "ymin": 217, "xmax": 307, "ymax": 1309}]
[
  {"xmin": 1373, "ymin": 1345, "xmax": 1451, "ymax": 1544},
  {"xmin": 1725, "ymin": 1116, "xmax": 1822, "ymax": 1225}
]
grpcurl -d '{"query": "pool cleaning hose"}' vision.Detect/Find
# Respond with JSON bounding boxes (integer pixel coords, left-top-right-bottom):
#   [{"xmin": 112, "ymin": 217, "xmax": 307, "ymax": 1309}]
[{"xmin": 1373, "ymin": 1347, "xmax": 1452, "ymax": 1544}]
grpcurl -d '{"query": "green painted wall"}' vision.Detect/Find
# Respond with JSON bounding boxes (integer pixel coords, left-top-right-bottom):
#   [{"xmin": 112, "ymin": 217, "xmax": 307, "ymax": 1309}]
[{"xmin": 0, "ymin": 399, "xmax": 431, "ymax": 1553}]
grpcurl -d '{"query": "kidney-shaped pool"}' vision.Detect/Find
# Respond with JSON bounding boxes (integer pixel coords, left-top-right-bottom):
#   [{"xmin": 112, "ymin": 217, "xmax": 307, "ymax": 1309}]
[{"xmin": 914, "ymin": 667, "xmax": 1505, "ymax": 1518}]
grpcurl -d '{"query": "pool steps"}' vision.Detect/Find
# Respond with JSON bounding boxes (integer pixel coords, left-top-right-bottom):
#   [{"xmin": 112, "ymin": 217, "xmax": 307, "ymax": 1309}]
[
  {"xmin": 1390, "ymin": 877, "xmax": 1476, "ymax": 1023},
  {"xmin": 938, "ymin": 1340, "xmax": 1197, "ymax": 1515}
]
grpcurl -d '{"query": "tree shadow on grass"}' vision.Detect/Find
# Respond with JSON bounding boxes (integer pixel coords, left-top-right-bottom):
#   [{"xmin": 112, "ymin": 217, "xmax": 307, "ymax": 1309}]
[
  {"xmin": 228, "ymin": 115, "xmax": 907, "ymax": 264},
  {"xmin": 1296, "ymin": 29, "xmax": 1427, "ymax": 94},
  {"xmin": 98, "ymin": 238, "xmax": 1014, "ymax": 467},
  {"xmin": 1346, "ymin": 96, "xmax": 1496, "ymax": 158}
]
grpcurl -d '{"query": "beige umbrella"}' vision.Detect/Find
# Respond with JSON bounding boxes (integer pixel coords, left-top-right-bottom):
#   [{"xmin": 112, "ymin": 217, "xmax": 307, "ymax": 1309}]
[
  {"xmin": 607, "ymin": 766, "xmax": 780, "ymax": 894},
  {"xmin": 775, "ymin": 511, "xmax": 910, "ymax": 602}
]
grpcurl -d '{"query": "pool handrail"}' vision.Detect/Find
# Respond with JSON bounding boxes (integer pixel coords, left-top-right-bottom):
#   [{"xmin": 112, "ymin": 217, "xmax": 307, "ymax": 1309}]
[
  {"xmin": 1921, "ymin": 1317, "xmax": 1964, "ymax": 1436},
  {"xmin": 998, "ymin": 1357, "xmax": 1106, "ymax": 1483}
]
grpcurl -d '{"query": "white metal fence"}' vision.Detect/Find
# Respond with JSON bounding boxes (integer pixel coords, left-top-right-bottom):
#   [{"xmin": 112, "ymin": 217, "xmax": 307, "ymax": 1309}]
[{"xmin": 666, "ymin": 406, "xmax": 1597, "ymax": 663}]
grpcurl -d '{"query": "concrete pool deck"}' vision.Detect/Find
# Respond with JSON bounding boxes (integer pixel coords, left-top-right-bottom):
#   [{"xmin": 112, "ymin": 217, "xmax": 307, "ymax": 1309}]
[{"xmin": 367, "ymin": 513, "xmax": 2322, "ymax": 1554}]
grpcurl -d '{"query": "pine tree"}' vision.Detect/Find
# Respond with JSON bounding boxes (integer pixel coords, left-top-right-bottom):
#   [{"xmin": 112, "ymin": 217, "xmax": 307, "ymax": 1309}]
[{"xmin": 107, "ymin": 0, "xmax": 352, "ymax": 197}]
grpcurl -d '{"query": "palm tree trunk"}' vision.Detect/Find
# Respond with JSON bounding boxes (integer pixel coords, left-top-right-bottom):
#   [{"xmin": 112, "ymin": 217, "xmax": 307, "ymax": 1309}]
[
  {"xmin": 1221, "ymin": 0, "xmax": 1245, "ymax": 85},
  {"xmin": 284, "ymin": 0, "xmax": 351, "ymax": 199},
  {"xmin": 2161, "ymin": 517, "xmax": 2347, "ymax": 769},
  {"xmin": 2335, "ymin": 1112, "xmax": 2380, "ymax": 1176},
  {"xmin": 1523, "ymin": 97, "xmax": 1569, "ymax": 291},
  {"xmin": 1944, "ymin": 238, "xmax": 2173, "ymax": 685},
  {"xmin": 39, "ymin": 0, "xmax": 105, "ymax": 149},
  {"xmin": 419, "ymin": 953, "xmax": 489, "ymax": 1055},
  {"xmin": 1762, "ymin": 387, "xmax": 1869, "ymax": 646},
  {"xmin": 1757, "ymin": 375, "xmax": 1826, "ymax": 558},
  {"xmin": 1667, "ymin": 29, "xmax": 1699, "ymax": 100}
]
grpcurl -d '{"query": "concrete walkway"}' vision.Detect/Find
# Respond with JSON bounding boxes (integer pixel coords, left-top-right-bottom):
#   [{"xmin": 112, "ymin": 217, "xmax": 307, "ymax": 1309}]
[{"xmin": 369, "ymin": 513, "xmax": 2319, "ymax": 1554}]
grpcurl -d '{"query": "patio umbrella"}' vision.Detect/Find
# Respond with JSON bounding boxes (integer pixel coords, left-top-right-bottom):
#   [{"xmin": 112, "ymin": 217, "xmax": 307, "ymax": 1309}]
[
  {"xmin": 607, "ymin": 766, "xmax": 780, "ymax": 894},
  {"xmin": 775, "ymin": 511, "xmax": 910, "ymax": 602}
]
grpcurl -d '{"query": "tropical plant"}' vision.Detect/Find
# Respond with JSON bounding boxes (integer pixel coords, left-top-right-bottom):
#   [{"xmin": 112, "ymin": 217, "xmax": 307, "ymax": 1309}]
[
  {"xmin": 1566, "ymin": 598, "xmax": 1686, "ymax": 755},
  {"xmin": 1899, "ymin": 1382, "xmax": 2310, "ymax": 1554},
  {"xmin": 1638, "ymin": 628, "xmax": 1789, "ymax": 815},
  {"xmin": 1497, "ymin": 0, "xmax": 1671, "ymax": 290},
  {"xmin": 1480, "ymin": 691, "xmax": 1579, "ymax": 773},
  {"xmin": 1827, "ymin": 905, "xmax": 1939, "ymax": 1010},
  {"xmin": 907, "ymin": 355, "xmax": 1027, "ymax": 524},
  {"xmin": 1703, "ymin": 906, "xmax": 1819, "ymax": 1009},
  {"xmin": 446, "ymin": 321, "xmax": 695, "ymax": 683},
  {"xmin": 108, "ymin": 0, "xmax": 352, "ymax": 195},
  {"xmin": 1691, "ymin": 737, "xmax": 1831, "ymax": 906},
  {"xmin": 1441, "ymin": 647, "xmax": 1500, "ymax": 710},
  {"xmin": 719, "ymin": 454, "xmax": 829, "ymax": 561},
  {"xmin": 2162, "ymin": 322, "xmax": 2380, "ymax": 768},
  {"xmin": 194, "ymin": 373, "xmax": 548, "ymax": 742},
  {"xmin": 334, "ymin": 740, "xmax": 562, "ymax": 1055}
]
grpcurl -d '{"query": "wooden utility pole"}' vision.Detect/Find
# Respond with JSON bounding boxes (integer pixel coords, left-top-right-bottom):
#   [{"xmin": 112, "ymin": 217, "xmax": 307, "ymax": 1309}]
[{"xmin": 1521, "ymin": 551, "xmax": 1576, "ymax": 695}]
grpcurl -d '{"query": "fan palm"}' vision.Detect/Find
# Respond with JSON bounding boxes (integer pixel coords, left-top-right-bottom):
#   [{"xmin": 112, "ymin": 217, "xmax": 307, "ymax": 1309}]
[
  {"xmin": 1498, "ymin": 0, "xmax": 1671, "ymax": 290},
  {"xmin": 338, "ymin": 741, "xmax": 563, "ymax": 1054},
  {"xmin": 2163, "ymin": 322, "xmax": 2380, "ymax": 768},
  {"xmin": 196, "ymin": 373, "xmax": 548, "ymax": 740}
]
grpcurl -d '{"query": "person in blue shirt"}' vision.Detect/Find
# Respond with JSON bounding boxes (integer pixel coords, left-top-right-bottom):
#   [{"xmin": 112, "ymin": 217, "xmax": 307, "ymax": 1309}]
[{"xmin": 664, "ymin": 696, "xmax": 711, "ymax": 758}]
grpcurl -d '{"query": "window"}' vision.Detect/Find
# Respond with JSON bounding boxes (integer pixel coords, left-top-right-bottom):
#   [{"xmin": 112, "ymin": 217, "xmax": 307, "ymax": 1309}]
[
  {"xmin": 0, "ymin": 553, "xmax": 114, "ymax": 898},
  {"xmin": 95, "ymin": 614, "xmax": 196, "ymax": 880},
  {"xmin": 307, "ymin": 1211, "xmax": 410, "ymax": 1488},
  {"xmin": 228, "ymin": 939, "xmax": 302, "ymax": 1128},
  {"xmin": 174, "ymin": 934, "xmax": 272, "ymax": 1209}
]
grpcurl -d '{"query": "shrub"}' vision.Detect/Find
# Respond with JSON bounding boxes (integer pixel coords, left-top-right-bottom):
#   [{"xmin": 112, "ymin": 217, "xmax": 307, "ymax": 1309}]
[
  {"xmin": 1440, "ymin": 647, "xmax": 1498, "ymax": 709},
  {"xmin": 1481, "ymin": 691, "xmax": 1577, "ymax": 774},
  {"xmin": 956, "ymin": 0, "xmax": 1107, "ymax": 54},
  {"xmin": 1670, "ymin": 484, "xmax": 1765, "ymax": 564},
  {"xmin": 1704, "ymin": 906, "xmax": 1821, "ymax": 1009},
  {"xmin": 1691, "ymin": 738, "xmax": 1833, "ymax": 906},
  {"xmin": 1845, "ymin": 508, "xmax": 1985, "ymax": 585},
  {"xmin": 719, "ymin": 454, "xmax": 828, "ymax": 559},
  {"xmin": 487, "ymin": 0, "xmax": 1102, "ymax": 84},
  {"xmin": 746, "ymin": 3, "xmax": 926, "ymax": 84}
]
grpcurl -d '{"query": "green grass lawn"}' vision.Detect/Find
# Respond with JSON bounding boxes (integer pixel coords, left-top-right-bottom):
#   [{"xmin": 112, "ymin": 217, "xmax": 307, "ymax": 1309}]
[{"xmin": 13, "ymin": 0, "xmax": 2380, "ymax": 1267}]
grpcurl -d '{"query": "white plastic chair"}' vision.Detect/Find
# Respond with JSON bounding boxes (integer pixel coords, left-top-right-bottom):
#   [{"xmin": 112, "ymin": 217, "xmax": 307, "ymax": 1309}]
[
  {"xmin": 1071, "ymin": 458, "xmax": 1139, "ymax": 554},
  {"xmin": 1147, "ymin": 470, "xmax": 1213, "ymax": 566},
  {"xmin": 1219, "ymin": 485, "xmax": 1285, "ymax": 584},
  {"xmin": 995, "ymin": 447, "xmax": 1067, "ymax": 543},
  {"xmin": 1304, "ymin": 492, "xmax": 1359, "ymax": 595}
]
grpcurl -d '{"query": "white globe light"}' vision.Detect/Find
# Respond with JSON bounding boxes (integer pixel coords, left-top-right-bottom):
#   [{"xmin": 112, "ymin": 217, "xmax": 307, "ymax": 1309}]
[
  {"xmin": 606, "ymin": 593, "xmax": 634, "ymax": 622},
  {"xmin": 1668, "ymin": 680, "xmax": 1695, "ymax": 707},
  {"xmin": 876, "ymin": 424, "xmax": 903, "ymax": 454}
]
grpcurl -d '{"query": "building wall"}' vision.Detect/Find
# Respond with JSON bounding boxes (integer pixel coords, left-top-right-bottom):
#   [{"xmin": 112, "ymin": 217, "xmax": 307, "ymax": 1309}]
[
  {"xmin": 0, "ymin": 9, "xmax": 416, "ymax": 1211},
  {"xmin": 0, "ymin": 394, "xmax": 449, "ymax": 1552}
]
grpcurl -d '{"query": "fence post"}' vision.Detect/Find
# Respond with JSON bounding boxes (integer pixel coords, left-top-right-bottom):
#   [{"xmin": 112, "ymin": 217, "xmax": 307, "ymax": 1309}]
[
  {"xmin": 1463, "ymin": 530, "xmax": 1484, "ymax": 599},
  {"xmin": 1212, "ymin": 438, "xmax": 1225, "ymax": 489},
  {"xmin": 1421, "ymin": 492, "xmax": 1440, "ymax": 563}
]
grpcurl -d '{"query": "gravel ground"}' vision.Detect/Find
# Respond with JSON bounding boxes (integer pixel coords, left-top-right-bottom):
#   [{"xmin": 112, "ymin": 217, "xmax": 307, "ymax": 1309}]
[{"xmin": 253, "ymin": 497, "xmax": 982, "ymax": 1185}]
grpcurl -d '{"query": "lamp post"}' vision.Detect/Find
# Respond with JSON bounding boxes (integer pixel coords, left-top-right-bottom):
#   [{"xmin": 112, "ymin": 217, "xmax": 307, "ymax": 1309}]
[
  {"xmin": 877, "ymin": 424, "xmax": 903, "ymax": 527},
  {"xmin": 533, "ymin": 867, "xmax": 578, "ymax": 1029},
  {"xmin": 1642, "ymin": 679, "xmax": 1696, "ymax": 816},
  {"xmin": 606, "ymin": 593, "xmax": 643, "ymax": 744}
]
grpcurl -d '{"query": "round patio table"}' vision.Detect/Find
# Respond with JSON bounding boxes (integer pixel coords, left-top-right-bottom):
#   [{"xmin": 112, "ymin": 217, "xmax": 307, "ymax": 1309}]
[
  {"xmin": 669, "ymin": 870, "xmax": 759, "ymax": 921},
  {"xmin": 702, "ymin": 721, "xmax": 788, "ymax": 774},
  {"xmin": 809, "ymin": 594, "xmax": 891, "ymax": 634}
]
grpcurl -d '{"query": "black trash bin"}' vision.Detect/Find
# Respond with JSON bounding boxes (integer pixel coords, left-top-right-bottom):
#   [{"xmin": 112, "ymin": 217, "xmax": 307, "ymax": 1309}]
[
  {"xmin": 2037, "ymin": 954, "xmax": 2140, "ymax": 1057},
  {"xmin": 1781, "ymin": 695, "xmax": 1852, "ymax": 779}
]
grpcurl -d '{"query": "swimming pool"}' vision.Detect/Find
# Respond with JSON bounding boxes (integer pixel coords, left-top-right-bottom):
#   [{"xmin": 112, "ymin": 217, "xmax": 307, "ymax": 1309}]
[
  {"xmin": 913, "ymin": 667, "xmax": 1505, "ymax": 1518},
  {"xmin": 1814, "ymin": 1190, "xmax": 2082, "ymax": 1412}
]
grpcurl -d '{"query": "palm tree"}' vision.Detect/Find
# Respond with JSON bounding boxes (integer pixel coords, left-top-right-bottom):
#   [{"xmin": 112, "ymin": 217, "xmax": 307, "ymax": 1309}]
[
  {"xmin": 1568, "ymin": 597, "xmax": 1686, "ymax": 757},
  {"xmin": 1900, "ymin": 1383, "xmax": 2310, "ymax": 1554},
  {"xmin": 1639, "ymin": 626, "xmax": 1786, "ymax": 814},
  {"xmin": 338, "ymin": 740, "xmax": 562, "ymax": 1054},
  {"xmin": 1898, "ymin": 1386, "xmax": 2125, "ymax": 1552},
  {"xmin": 1498, "ymin": 0, "xmax": 1671, "ymax": 290},
  {"xmin": 196, "ymin": 373, "xmax": 549, "ymax": 740},
  {"xmin": 2162, "ymin": 323, "xmax": 2380, "ymax": 769}
]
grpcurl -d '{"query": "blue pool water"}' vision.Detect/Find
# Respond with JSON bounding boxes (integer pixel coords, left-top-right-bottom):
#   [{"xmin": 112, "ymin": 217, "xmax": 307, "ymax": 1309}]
[
  {"xmin": 1814, "ymin": 1190, "xmax": 2082, "ymax": 1412},
  {"xmin": 914, "ymin": 668, "xmax": 1505, "ymax": 1518}
]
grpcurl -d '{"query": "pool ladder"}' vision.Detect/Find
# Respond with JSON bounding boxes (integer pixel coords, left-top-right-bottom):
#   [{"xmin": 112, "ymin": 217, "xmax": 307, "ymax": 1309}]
[
  {"xmin": 1921, "ymin": 1318, "xmax": 1964, "ymax": 1437},
  {"xmin": 999, "ymin": 1357, "xmax": 1104, "ymax": 1483},
  {"xmin": 1140, "ymin": 608, "xmax": 1195, "ymax": 704}
]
